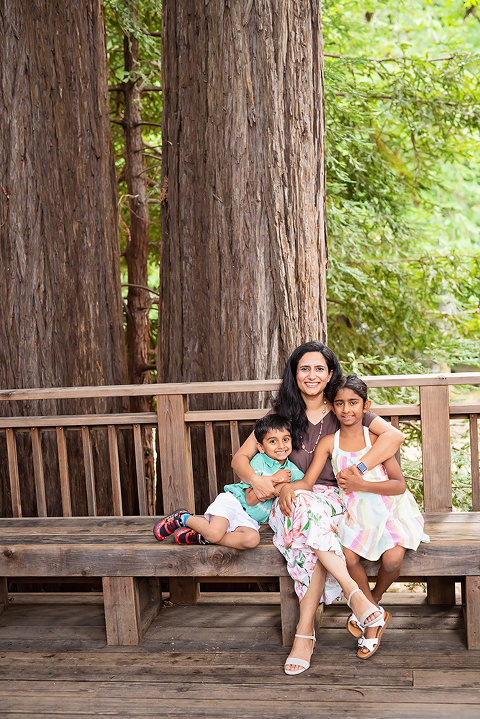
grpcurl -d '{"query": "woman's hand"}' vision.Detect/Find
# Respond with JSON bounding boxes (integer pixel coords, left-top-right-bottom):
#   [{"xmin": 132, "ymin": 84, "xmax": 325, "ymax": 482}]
[
  {"xmin": 336, "ymin": 465, "xmax": 367, "ymax": 493},
  {"xmin": 248, "ymin": 474, "xmax": 278, "ymax": 502},
  {"xmin": 278, "ymin": 484, "xmax": 297, "ymax": 517}
]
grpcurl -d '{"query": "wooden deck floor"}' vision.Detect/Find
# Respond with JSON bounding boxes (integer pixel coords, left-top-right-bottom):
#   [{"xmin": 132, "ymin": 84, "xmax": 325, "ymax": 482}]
[{"xmin": 0, "ymin": 591, "xmax": 479, "ymax": 718}]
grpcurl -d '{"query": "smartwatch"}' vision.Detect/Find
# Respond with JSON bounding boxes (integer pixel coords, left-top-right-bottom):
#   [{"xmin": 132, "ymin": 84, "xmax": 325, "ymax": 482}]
[{"xmin": 356, "ymin": 462, "xmax": 368, "ymax": 474}]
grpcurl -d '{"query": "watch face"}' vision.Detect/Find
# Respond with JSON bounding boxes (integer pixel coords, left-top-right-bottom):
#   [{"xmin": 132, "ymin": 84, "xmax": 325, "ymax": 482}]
[{"xmin": 357, "ymin": 462, "xmax": 367, "ymax": 474}]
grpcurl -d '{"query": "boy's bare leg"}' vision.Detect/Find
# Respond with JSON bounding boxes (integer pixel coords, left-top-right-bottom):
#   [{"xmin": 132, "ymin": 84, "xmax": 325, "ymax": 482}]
[
  {"xmin": 216, "ymin": 527, "xmax": 260, "ymax": 549},
  {"xmin": 372, "ymin": 546, "xmax": 405, "ymax": 604},
  {"xmin": 185, "ymin": 514, "xmax": 229, "ymax": 543},
  {"xmin": 285, "ymin": 562, "xmax": 326, "ymax": 673}
]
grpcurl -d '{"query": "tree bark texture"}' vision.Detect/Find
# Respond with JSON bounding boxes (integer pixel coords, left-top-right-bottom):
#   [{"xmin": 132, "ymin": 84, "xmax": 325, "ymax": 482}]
[
  {"xmin": 0, "ymin": 0, "xmax": 131, "ymax": 517},
  {"xmin": 159, "ymin": 0, "xmax": 328, "ymax": 390}
]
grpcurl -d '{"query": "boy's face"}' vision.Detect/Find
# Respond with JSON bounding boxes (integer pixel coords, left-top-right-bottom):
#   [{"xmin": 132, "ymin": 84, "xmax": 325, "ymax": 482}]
[{"xmin": 257, "ymin": 428, "xmax": 292, "ymax": 464}]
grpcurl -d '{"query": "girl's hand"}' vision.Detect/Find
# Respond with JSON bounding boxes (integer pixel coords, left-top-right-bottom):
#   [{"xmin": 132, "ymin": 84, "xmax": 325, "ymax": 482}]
[
  {"xmin": 278, "ymin": 484, "xmax": 297, "ymax": 517},
  {"xmin": 336, "ymin": 465, "xmax": 367, "ymax": 493}
]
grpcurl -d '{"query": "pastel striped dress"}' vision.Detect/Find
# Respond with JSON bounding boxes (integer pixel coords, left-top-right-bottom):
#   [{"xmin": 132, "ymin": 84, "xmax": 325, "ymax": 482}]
[{"xmin": 333, "ymin": 427, "xmax": 424, "ymax": 561}]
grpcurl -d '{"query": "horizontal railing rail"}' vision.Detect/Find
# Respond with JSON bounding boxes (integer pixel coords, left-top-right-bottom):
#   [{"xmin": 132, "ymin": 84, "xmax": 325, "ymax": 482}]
[
  {"xmin": 0, "ymin": 374, "xmax": 478, "ymax": 520},
  {"xmin": 0, "ymin": 372, "xmax": 479, "ymax": 401}
]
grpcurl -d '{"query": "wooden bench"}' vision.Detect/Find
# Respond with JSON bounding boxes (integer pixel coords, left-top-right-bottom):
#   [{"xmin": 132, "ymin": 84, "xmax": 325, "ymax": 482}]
[{"xmin": 0, "ymin": 374, "xmax": 479, "ymax": 648}]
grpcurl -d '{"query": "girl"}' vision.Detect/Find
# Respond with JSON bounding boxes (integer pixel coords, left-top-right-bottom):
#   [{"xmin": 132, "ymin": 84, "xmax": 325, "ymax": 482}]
[{"xmin": 278, "ymin": 374, "xmax": 424, "ymax": 660}]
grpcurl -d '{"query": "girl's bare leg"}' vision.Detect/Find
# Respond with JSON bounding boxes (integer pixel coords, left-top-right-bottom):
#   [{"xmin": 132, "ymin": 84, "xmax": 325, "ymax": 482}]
[
  {"xmin": 315, "ymin": 550, "xmax": 380, "ymax": 626},
  {"xmin": 343, "ymin": 547, "xmax": 376, "ymax": 619},
  {"xmin": 284, "ymin": 562, "xmax": 326, "ymax": 673},
  {"xmin": 371, "ymin": 546, "xmax": 405, "ymax": 604}
]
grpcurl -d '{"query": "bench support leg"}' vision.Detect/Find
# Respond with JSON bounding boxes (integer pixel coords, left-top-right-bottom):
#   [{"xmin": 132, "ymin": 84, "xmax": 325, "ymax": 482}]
[
  {"xmin": 280, "ymin": 576, "xmax": 299, "ymax": 647},
  {"xmin": 0, "ymin": 578, "xmax": 8, "ymax": 616},
  {"xmin": 103, "ymin": 577, "xmax": 162, "ymax": 646},
  {"xmin": 427, "ymin": 577, "xmax": 456, "ymax": 605},
  {"xmin": 169, "ymin": 577, "xmax": 200, "ymax": 604},
  {"xmin": 465, "ymin": 576, "xmax": 480, "ymax": 650}
]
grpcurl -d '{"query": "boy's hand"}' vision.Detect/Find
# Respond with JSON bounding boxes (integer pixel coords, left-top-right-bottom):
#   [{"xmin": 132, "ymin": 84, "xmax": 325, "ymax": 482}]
[
  {"xmin": 278, "ymin": 484, "xmax": 297, "ymax": 517},
  {"xmin": 271, "ymin": 468, "xmax": 291, "ymax": 484},
  {"xmin": 336, "ymin": 465, "xmax": 367, "ymax": 493}
]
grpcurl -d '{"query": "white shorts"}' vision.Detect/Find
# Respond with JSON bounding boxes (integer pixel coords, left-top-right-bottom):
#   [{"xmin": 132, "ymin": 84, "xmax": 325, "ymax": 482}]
[{"xmin": 204, "ymin": 492, "xmax": 260, "ymax": 533}]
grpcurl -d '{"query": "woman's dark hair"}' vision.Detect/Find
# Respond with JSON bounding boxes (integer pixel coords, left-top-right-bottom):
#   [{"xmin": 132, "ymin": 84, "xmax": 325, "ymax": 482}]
[
  {"xmin": 273, "ymin": 341, "xmax": 342, "ymax": 449},
  {"xmin": 254, "ymin": 414, "xmax": 292, "ymax": 443},
  {"xmin": 332, "ymin": 374, "xmax": 368, "ymax": 404}
]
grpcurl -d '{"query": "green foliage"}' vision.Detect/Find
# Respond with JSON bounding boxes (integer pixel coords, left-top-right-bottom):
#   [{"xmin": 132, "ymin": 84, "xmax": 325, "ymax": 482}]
[
  {"xmin": 322, "ymin": 0, "xmax": 480, "ymax": 376},
  {"xmin": 104, "ymin": 0, "xmax": 162, "ymax": 366}
]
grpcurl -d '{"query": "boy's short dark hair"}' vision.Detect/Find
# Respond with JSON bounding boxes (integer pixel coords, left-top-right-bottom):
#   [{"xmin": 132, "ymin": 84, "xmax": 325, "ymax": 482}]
[{"xmin": 254, "ymin": 414, "xmax": 292, "ymax": 443}]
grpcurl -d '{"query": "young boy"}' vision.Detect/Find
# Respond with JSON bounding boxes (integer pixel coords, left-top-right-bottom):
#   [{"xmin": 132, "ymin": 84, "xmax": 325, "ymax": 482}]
[{"xmin": 153, "ymin": 414, "xmax": 304, "ymax": 549}]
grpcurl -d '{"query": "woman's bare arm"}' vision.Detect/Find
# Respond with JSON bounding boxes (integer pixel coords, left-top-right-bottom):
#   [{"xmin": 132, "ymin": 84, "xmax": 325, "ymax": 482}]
[
  {"xmin": 337, "ymin": 454, "xmax": 406, "ymax": 495},
  {"xmin": 340, "ymin": 416, "xmax": 404, "ymax": 474},
  {"xmin": 231, "ymin": 431, "xmax": 290, "ymax": 501}
]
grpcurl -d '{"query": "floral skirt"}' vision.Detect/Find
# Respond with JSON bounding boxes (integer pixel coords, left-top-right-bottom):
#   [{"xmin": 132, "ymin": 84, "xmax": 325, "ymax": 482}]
[{"xmin": 269, "ymin": 486, "xmax": 346, "ymax": 603}]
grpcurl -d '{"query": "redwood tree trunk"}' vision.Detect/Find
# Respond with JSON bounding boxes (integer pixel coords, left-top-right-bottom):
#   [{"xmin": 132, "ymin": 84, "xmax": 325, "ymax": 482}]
[
  {"xmin": 0, "ymin": 1, "xmax": 130, "ymax": 516},
  {"xmin": 160, "ymin": 0, "xmax": 328, "ymax": 389}
]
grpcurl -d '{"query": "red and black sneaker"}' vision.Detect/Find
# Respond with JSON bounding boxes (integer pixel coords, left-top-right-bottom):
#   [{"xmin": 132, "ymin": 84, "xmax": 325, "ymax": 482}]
[
  {"xmin": 174, "ymin": 528, "xmax": 210, "ymax": 545},
  {"xmin": 153, "ymin": 509, "xmax": 189, "ymax": 541}
]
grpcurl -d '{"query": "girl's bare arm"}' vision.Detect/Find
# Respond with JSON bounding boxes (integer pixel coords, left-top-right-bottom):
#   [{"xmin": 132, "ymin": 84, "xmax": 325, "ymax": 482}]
[{"xmin": 278, "ymin": 437, "xmax": 333, "ymax": 516}]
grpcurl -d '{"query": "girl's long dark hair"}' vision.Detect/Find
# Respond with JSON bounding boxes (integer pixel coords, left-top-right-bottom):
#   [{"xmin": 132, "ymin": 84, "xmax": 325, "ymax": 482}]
[{"xmin": 273, "ymin": 341, "xmax": 342, "ymax": 449}]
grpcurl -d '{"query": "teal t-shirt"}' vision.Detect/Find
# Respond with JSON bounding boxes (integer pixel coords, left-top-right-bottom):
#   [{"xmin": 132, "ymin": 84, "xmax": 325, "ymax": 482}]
[{"xmin": 223, "ymin": 453, "xmax": 304, "ymax": 524}]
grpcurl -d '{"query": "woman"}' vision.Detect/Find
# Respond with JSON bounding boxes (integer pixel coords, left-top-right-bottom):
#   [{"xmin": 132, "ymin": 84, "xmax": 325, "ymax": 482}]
[{"xmin": 231, "ymin": 341, "xmax": 403, "ymax": 674}]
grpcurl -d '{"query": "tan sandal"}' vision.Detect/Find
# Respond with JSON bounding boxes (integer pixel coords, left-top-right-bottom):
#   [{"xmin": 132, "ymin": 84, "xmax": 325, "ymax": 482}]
[{"xmin": 357, "ymin": 607, "xmax": 391, "ymax": 659}]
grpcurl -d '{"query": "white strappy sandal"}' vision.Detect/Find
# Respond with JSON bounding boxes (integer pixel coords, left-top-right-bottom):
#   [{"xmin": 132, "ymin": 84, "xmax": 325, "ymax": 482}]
[
  {"xmin": 346, "ymin": 611, "xmax": 364, "ymax": 638},
  {"xmin": 284, "ymin": 632, "xmax": 316, "ymax": 676},
  {"xmin": 357, "ymin": 606, "xmax": 391, "ymax": 659},
  {"xmin": 346, "ymin": 588, "xmax": 381, "ymax": 628}
]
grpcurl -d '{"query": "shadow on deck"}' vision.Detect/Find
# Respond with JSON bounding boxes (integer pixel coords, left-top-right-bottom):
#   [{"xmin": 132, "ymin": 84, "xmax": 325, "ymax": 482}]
[{"xmin": 0, "ymin": 591, "xmax": 479, "ymax": 718}]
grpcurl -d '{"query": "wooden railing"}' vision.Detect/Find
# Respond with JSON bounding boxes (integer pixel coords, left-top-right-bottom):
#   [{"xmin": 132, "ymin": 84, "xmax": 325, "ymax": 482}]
[{"xmin": 0, "ymin": 372, "xmax": 479, "ymax": 518}]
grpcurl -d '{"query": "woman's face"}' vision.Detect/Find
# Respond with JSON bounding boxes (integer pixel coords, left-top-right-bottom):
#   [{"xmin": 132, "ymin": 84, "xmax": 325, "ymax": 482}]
[{"xmin": 296, "ymin": 352, "xmax": 333, "ymax": 398}]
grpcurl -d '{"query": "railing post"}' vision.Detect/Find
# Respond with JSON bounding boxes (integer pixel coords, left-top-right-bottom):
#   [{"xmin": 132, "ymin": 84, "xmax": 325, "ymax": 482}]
[
  {"xmin": 156, "ymin": 394, "xmax": 195, "ymax": 514},
  {"xmin": 420, "ymin": 385, "xmax": 452, "ymax": 512},
  {"xmin": 420, "ymin": 385, "xmax": 455, "ymax": 604}
]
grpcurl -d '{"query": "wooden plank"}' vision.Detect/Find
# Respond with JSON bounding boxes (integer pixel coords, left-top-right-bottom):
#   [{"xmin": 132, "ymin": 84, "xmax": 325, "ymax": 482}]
[
  {"xmin": 0, "ymin": 372, "xmax": 478, "ymax": 402},
  {"xmin": 5, "ymin": 428, "xmax": 21, "ymax": 518},
  {"xmin": 169, "ymin": 577, "xmax": 200, "ymax": 605},
  {"xmin": 107, "ymin": 425, "xmax": 123, "ymax": 516},
  {"xmin": 0, "ymin": 413, "xmax": 157, "ymax": 429},
  {"xmin": 133, "ymin": 424, "xmax": 148, "ymax": 516},
  {"xmin": 390, "ymin": 416, "xmax": 402, "ymax": 465},
  {"xmin": 0, "ymin": 577, "xmax": 7, "ymax": 616},
  {"xmin": 465, "ymin": 576, "xmax": 480, "ymax": 650},
  {"xmin": 156, "ymin": 394, "xmax": 195, "ymax": 514},
  {"xmin": 56, "ymin": 427, "xmax": 72, "ymax": 517},
  {"xmin": 102, "ymin": 576, "xmax": 140, "ymax": 646},
  {"xmin": 81, "ymin": 427, "xmax": 97, "ymax": 517},
  {"xmin": 1, "ymin": 403, "xmax": 478, "ymax": 430},
  {"xmin": 30, "ymin": 428, "xmax": 47, "ymax": 517},
  {"xmin": 470, "ymin": 414, "xmax": 480, "ymax": 512},
  {"xmin": 426, "ymin": 577, "xmax": 456, "ymax": 606},
  {"xmin": 205, "ymin": 422, "xmax": 218, "ymax": 503},
  {"xmin": 229, "ymin": 420, "xmax": 241, "ymax": 482},
  {"xmin": 279, "ymin": 575, "xmax": 299, "ymax": 647},
  {"xmin": 420, "ymin": 385, "xmax": 452, "ymax": 512}
]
